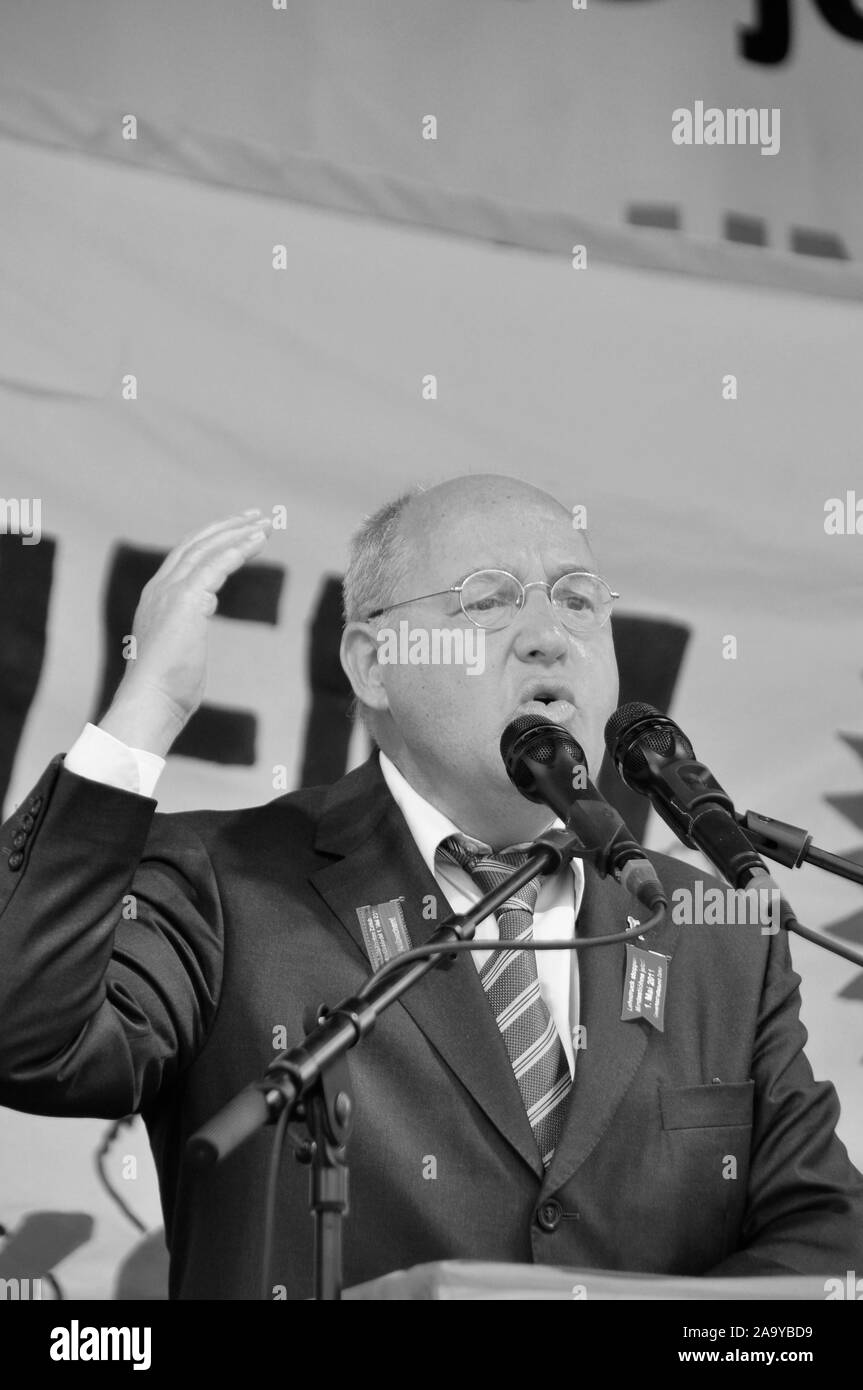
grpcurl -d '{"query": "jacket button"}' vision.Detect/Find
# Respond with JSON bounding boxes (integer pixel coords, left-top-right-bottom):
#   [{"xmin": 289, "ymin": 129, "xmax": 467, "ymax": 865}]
[
  {"xmin": 28, "ymin": 797, "xmax": 43, "ymax": 815},
  {"xmin": 8, "ymin": 852, "xmax": 24, "ymax": 871},
  {"xmin": 20, "ymin": 814, "xmax": 34, "ymax": 832},
  {"xmin": 12, "ymin": 831, "xmax": 26, "ymax": 849},
  {"xmin": 536, "ymin": 1198, "xmax": 563, "ymax": 1232}
]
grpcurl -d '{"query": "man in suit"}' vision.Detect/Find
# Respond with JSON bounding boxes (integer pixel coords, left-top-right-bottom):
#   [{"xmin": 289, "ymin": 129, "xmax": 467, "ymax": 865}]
[{"xmin": 0, "ymin": 474, "xmax": 861, "ymax": 1299}]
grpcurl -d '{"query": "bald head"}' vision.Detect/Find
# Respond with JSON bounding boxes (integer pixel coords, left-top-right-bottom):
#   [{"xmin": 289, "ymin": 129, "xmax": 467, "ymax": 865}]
[{"xmin": 394, "ymin": 475, "xmax": 595, "ymax": 598}]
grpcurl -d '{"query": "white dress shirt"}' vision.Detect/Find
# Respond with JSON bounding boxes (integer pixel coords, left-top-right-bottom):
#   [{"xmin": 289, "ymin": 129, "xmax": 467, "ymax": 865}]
[
  {"xmin": 62, "ymin": 726, "xmax": 584, "ymax": 1075},
  {"xmin": 65, "ymin": 722, "xmax": 166, "ymax": 798},
  {"xmin": 378, "ymin": 752, "xmax": 583, "ymax": 1077}
]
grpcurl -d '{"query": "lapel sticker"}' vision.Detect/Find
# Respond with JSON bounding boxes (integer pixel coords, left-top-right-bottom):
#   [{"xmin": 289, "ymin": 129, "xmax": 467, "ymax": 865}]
[
  {"xmin": 621, "ymin": 943, "xmax": 669, "ymax": 1032},
  {"xmin": 356, "ymin": 897, "xmax": 411, "ymax": 970}
]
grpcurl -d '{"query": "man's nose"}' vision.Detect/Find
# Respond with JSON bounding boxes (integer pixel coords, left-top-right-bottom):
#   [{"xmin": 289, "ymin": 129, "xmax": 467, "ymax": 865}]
[{"xmin": 510, "ymin": 586, "xmax": 570, "ymax": 660}]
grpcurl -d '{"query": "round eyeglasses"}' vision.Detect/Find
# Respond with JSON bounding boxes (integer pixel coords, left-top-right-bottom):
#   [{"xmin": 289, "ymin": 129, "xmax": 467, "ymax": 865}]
[{"xmin": 365, "ymin": 568, "xmax": 620, "ymax": 634}]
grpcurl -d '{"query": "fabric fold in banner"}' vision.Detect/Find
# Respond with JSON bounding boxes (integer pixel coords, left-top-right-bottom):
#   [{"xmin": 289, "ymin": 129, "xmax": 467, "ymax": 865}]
[{"xmin": 1, "ymin": 0, "xmax": 863, "ymax": 297}]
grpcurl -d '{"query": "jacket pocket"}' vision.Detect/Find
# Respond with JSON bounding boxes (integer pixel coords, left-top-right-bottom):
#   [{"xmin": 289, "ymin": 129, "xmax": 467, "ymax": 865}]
[{"xmin": 660, "ymin": 1080, "xmax": 754, "ymax": 1131}]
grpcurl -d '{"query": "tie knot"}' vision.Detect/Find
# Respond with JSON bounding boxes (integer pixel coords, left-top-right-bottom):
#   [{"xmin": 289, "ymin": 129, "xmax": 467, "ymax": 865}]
[{"xmin": 437, "ymin": 834, "xmax": 543, "ymax": 920}]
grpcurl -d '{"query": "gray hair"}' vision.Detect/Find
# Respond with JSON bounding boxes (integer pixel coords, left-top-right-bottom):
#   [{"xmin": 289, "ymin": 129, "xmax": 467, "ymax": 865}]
[
  {"xmin": 342, "ymin": 485, "xmax": 424, "ymax": 737},
  {"xmin": 342, "ymin": 487, "xmax": 421, "ymax": 624}
]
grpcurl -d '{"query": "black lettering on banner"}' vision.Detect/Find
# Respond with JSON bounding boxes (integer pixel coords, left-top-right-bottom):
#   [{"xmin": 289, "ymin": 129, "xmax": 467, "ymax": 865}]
[
  {"xmin": 595, "ymin": 614, "xmax": 690, "ymax": 842},
  {"xmin": 739, "ymin": 0, "xmax": 793, "ymax": 65},
  {"xmin": 299, "ymin": 576, "xmax": 361, "ymax": 788},
  {"xmin": 814, "ymin": 0, "xmax": 863, "ymax": 42},
  {"xmin": 602, "ymin": 0, "xmax": 863, "ymax": 66},
  {"xmin": 0, "ymin": 542, "xmax": 689, "ymax": 832},
  {"xmin": 739, "ymin": 0, "xmax": 863, "ymax": 65},
  {"xmin": 626, "ymin": 205, "xmax": 849, "ymax": 261}
]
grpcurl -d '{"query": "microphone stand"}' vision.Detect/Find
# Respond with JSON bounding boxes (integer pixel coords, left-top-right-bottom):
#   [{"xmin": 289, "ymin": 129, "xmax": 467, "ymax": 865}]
[
  {"xmin": 186, "ymin": 825, "xmax": 586, "ymax": 1301},
  {"xmin": 730, "ymin": 807, "xmax": 863, "ymax": 968},
  {"xmin": 736, "ymin": 808, "xmax": 863, "ymax": 887}
]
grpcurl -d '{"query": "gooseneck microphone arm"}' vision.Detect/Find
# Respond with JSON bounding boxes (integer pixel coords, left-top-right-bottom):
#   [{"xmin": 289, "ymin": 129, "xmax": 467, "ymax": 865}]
[{"xmin": 734, "ymin": 807, "xmax": 863, "ymax": 887}]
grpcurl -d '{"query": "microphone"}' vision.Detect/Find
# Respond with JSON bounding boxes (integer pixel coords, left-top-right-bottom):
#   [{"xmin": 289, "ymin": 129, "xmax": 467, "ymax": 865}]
[
  {"xmin": 500, "ymin": 714, "xmax": 666, "ymax": 911},
  {"xmin": 604, "ymin": 702, "xmax": 782, "ymax": 897}
]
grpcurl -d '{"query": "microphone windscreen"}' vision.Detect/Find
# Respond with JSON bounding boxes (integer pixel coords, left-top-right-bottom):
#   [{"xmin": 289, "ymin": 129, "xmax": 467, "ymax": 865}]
[{"xmin": 604, "ymin": 702, "xmax": 694, "ymax": 773}]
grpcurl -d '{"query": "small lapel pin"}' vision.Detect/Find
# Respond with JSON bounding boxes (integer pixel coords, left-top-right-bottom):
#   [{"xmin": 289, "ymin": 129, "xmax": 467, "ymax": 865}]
[
  {"xmin": 621, "ymin": 941, "xmax": 670, "ymax": 1032},
  {"xmin": 355, "ymin": 897, "xmax": 411, "ymax": 970}
]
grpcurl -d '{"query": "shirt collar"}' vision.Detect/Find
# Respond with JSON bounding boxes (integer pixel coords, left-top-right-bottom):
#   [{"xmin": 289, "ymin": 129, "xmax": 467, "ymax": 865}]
[{"xmin": 378, "ymin": 749, "xmax": 564, "ymax": 877}]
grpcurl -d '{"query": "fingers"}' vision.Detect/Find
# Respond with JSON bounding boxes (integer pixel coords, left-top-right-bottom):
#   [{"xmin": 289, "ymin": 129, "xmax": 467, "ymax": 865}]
[
  {"xmin": 156, "ymin": 511, "xmax": 273, "ymax": 585},
  {"xmin": 194, "ymin": 526, "xmax": 271, "ymax": 596},
  {"xmin": 182, "ymin": 508, "xmax": 266, "ymax": 548}
]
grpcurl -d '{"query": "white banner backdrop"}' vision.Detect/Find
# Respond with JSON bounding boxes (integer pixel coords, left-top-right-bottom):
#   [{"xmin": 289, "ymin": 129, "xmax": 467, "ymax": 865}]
[
  {"xmin": 1, "ymin": 135, "xmax": 862, "ymax": 1296},
  {"xmin": 1, "ymin": 0, "xmax": 863, "ymax": 297}
]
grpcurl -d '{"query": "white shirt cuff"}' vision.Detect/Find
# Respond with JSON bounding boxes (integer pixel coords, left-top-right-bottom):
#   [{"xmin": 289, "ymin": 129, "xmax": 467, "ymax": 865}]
[{"xmin": 64, "ymin": 722, "xmax": 166, "ymax": 799}]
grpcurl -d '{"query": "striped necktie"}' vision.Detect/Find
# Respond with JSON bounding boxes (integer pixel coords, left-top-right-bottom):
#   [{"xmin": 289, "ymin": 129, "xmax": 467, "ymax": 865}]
[{"xmin": 437, "ymin": 834, "xmax": 572, "ymax": 1168}]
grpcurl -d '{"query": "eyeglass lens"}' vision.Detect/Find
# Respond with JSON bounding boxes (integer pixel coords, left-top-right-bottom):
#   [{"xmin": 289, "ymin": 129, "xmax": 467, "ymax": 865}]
[{"xmin": 459, "ymin": 569, "xmax": 611, "ymax": 630}]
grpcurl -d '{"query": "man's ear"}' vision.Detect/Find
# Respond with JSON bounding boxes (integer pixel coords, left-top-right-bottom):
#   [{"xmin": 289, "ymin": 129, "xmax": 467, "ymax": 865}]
[{"xmin": 340, "ymin": 622, "xmax": 390, "ymax": 715}]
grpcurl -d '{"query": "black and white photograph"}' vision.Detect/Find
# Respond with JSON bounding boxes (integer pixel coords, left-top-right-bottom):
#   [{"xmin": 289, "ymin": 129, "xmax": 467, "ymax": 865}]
[{"xmin": 1, "ymin": 0, "xmax": 862, "ymax": 1349}]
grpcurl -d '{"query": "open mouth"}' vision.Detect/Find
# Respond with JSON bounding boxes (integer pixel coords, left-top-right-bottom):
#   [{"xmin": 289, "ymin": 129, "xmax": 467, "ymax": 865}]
[{"xmin": 515, "ymin": 685, "xmax": 577, "ymax": 724}]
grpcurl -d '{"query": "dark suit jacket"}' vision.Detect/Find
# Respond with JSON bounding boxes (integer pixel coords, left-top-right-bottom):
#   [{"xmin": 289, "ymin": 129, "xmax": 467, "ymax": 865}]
[{"xmin": 0, "ymin": 753, "xmax": 861, "ymax": 1298}]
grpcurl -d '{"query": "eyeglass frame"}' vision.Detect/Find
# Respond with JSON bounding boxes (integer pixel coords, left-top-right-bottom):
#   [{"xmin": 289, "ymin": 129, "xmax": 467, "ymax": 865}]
[{"xmin": 363, "ymin": 567, "xmax": 621, "ymax": 631}]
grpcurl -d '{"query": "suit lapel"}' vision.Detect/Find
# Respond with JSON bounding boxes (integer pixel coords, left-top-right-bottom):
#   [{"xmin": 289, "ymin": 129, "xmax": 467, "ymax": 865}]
[
  {"xmin": 540, "ymin": 858, "xmax": 681, "ymax": 1197},
  {"xmin": 309, "ymin": 757, "xmax": 544, "ymax": 1178}
]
